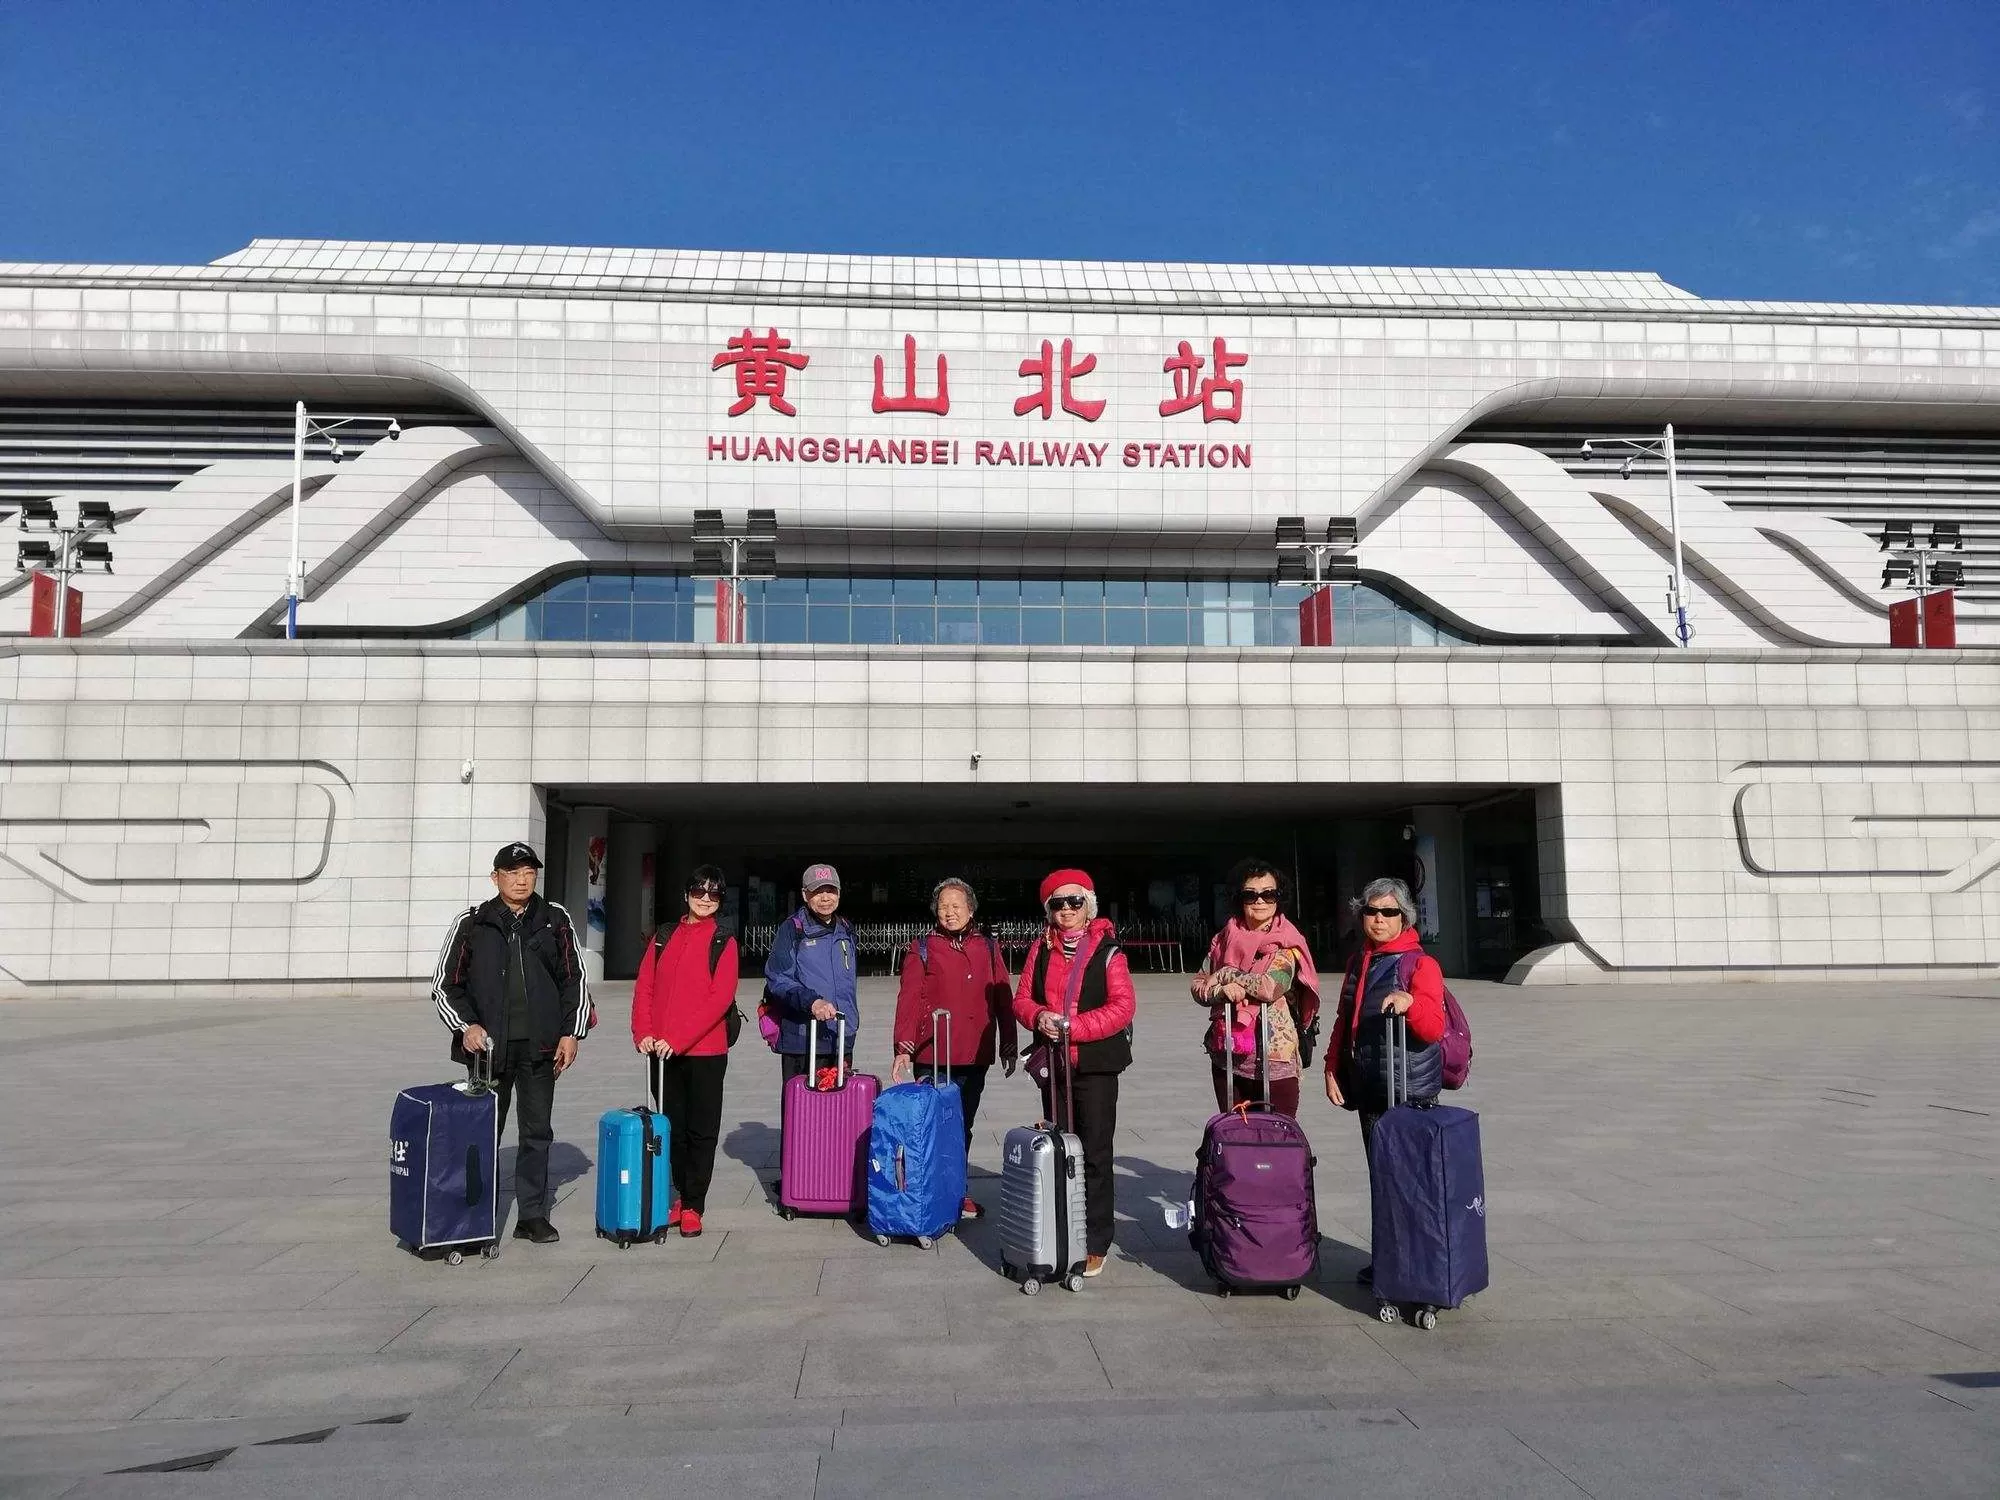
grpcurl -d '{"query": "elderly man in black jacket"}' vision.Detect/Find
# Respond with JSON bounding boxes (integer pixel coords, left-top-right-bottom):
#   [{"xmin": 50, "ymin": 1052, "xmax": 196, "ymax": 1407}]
[{"xmin": 433, "ymin": 841, "xmax": 590, "ymax": 1243}]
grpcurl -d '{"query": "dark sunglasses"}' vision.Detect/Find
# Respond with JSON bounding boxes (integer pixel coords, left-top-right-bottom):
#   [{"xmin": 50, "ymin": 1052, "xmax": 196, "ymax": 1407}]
[
  {"xmin": 1045, "ymin": 893, "xmax": 1089, "ymax": 912},
  {"xmin": 686, "ymin": 882, "xmax": 724, "ymax": 899},
  {"xmin": 1361, "ymin": 904, "xmax": 1404, "ymax": 919},
  {"xmin": 1237, "ymin": 887, "xmax": 1279, "ymax": 905}
]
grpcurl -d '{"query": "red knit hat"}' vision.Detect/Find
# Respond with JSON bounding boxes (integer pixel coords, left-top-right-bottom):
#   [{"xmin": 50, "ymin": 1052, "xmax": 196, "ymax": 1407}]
[{"xmin": 1039, "ymin": 868, "xmax": 1094, "ymax": 905}]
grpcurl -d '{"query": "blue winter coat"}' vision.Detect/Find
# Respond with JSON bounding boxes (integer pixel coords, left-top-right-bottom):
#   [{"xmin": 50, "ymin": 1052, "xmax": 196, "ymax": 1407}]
[{"xmin": 763, "ymin": 908, "xmax": 860, "ymax": 1056}]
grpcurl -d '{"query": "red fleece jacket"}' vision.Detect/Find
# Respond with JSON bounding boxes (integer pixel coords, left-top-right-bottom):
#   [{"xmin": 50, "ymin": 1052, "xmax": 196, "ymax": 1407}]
[
  {"xmin": 1325, "ymin": 926, "xmax": 1446, "ymax": 1076},
  {"xmin": 631, "ymin": 917, "xmax": 739, "ymax": 1057}
]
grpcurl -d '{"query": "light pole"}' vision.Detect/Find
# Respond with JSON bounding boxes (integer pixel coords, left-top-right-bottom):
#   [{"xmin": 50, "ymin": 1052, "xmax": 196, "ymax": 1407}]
[
  {"xmin": 690, "ymin": 508, "xmax": 778, "ymax": 644},
  {"xmin": 1582, "ymin": 425, "xmax": 1692, "ymax": 647},
  {"xmin": 1274, "ymin": 517, "xmax": 1360, "ymax": 646},
  {"xmin": 1880, "ymin": 520, "xmax": 1965, "ymax": 647},
  {"xmin": 286, "ymin": 403, "xmax": 401, "ymax": 640},
  {"xmin": 14, "ymin": 499, "xmax": 116, "ymax": 635}
]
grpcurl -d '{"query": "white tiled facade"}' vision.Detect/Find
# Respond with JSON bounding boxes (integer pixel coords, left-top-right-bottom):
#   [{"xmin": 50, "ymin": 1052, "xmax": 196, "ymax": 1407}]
[{"xmin": 0, "ymin": 241, "xmax": 1996, "ymax": 991}]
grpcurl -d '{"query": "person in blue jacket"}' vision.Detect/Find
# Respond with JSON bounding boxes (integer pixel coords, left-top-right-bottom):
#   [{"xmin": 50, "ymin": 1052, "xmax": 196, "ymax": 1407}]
[{"xmin": 763, "ymin": 862, "xmax": 860, "ymax": 1099}]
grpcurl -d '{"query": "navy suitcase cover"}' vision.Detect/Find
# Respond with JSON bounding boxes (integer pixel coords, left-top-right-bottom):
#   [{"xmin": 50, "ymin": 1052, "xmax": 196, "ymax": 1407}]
[
  {"xmin": 867, "ymin": 1079, "xmax": 967, "ymax": 1242},
  {"xmin": 390, "ymin": 1069, "xmax": 498, "ymax": 1255},
  {"xmin": 1369, "ymin": 1102, "xmax": 1488, "ymax": 1309}
]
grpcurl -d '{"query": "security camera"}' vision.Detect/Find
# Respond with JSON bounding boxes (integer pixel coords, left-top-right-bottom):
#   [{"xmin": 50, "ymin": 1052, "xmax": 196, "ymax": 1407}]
[
  {"xmin": 1619, "ymin": 457, "xmax": 1634, "ymax": 480},
  {"xmin": 328, "ymin": 441, "xmax": 345, "ymax": 462},
  {"xmin": 386, "ymin": 418, "xmax": 402, "ymax": 441},
  {"xmin": 1579, "ymin": 441, "xmax": 1594, "ymax": 458},
  {"xmin": 459, "ymin": 759, "xmax": 475, "ymax": 784}
]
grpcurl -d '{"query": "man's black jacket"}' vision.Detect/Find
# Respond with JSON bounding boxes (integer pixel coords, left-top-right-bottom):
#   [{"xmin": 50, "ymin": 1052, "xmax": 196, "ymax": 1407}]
[{"xmin": 434, "ymin": 893, "xmax": 589, "ymax": 1059}]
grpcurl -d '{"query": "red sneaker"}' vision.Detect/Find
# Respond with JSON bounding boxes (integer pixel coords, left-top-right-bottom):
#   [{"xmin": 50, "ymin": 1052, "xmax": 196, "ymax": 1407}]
[
  {"xmin": 667, "ymin": 1200, "xmax": 684, "ymax": 1229},
  {"xmin": 679, "ymin": 1208, "xmax": 704, "ymax": 1238},
  {"xmin": 959, "ymin": 1197, "xmax": 984, "ymax": 1221}
]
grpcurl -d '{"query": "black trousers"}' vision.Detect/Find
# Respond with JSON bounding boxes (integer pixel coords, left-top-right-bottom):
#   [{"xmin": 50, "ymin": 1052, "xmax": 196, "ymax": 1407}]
[
  {"xmin": 493, "ymin": 1040, "xmax": 556, "ymax": 1222},
  {"xmin": 942, "ymin": 1063, "xmax": 988, "ymax": 1153},
  {"xmin": 1042, "ymin": 1071, "xmax": 1119, "ymax": 1257},
  {"xmin": 654, "ymin": 1053, "xmax": 729, "ymax": 1215}
]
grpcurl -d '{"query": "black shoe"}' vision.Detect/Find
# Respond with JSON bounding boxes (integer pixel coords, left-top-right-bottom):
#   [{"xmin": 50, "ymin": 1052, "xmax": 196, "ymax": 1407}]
[
  {"xmin": 512, "ymin": 1217, "xmax": 560, "ymax": 1244},
  {"xmin": 1356, "ymin": 1263, "xmax": 1373, "ymax": 1286}
]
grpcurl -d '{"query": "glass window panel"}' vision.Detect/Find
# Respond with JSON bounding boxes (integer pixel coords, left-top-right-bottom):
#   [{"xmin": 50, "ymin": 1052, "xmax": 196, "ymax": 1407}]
[
  {"xmin": 1229, "ymin": 578, "xmax": 1267, "ymax": 604},
  {"xmin": 937, "ymin": 606, "xmax": 979, "ymax": 643},
  {"xmin": 1400, "ymin": 611, "xmax": 1438, "ymax": 646},
  {"xmin": 893, "ymin": 607, "xmax": 934, "ymax": 644},
  {"xmin": 631, "ymin": 602, "xmax": 678, "ymax": 640},
  {"xmin": 1146, "ymin": 608, "xmax": 1188, "ymax": 645},
  {"xmin": 1062, "ymin": 578, "xmax": 1104, "ymax": 605},
  {"xmin": 807, "ymin": 604, "xmax": 850, "ymax": 643},
  {"xmin": 1146, "ymin": 579, "xmax": 1189, "ymax": 606},
  {"xmin": 1349, "ymin": 594, "xmax": 1396, "ymax": 646},
  {"xmin": 936, "ymin": 578, "xmax": 977, "ymax": 605},
  {"xmin": 977, "ymin": 577, "xmax": 1020, "ymax": 604},
  {"xmin": 762, "ymin": 577, "xmax": 808, "ymax": 605},
  {"xmin": 468, "ymin": 619, "xmax": 494, "ymax": 641},
  {"xmin": 587, "ymin": 573, "xmax": 633, "ymax": 602},
  {"xmin": 761, "ymin": 603, "xmax": 807, "ymax": 642},
  {"xmin": 1228, "ymin": 609, "xmax": 1255, "ymax": 646},
  {"xmin": 544, "ymin": 575, "xmax": 588, "ymax": 605},
  {"xmin": 1105, "ymin": 579, "xmax": 1146, "ymax": 605},
  {"xmin": 496, "ymin": 607, "xmax": 527, "ymax": 641},
  {"xmin": 1189, "ymin": 579, "xmax": 1230, "ymax": 606},
  {"xmin": 1104, "ymin": 609, "xmax": 1145, "ymax": 645},
  {"xmin": 587, "ymin": 602, "xmax": 631, "ymax": 640},
  {"xmin": 849, "ymin": 577, "xmax": 894, "ymax": 604},
  {"xmin": 541, "ymin": 601, "xmax": 586, "ymax": 640},
  {"xmin": 1269, "ymin": 605, "xmax": 1301, "ymax": 647},
  {"xmin": 1063, "ymin": 606, "xmax": 1103, "ymax": 644},
  {"xmin": 894, "ymin": 577, "xmax": 936, "ymax": 604},
  {"xmin": 1020, "ymin": 608, "xmax": 1063, "ymax": 644},
  {"xmin": 523, "ymin": 600, "xmax": 544, "ymax": 639},
  {"xmin": 850, "ymin": 606, "xmax": 893, "ymax": 643},
  {"xmin": 806, "ymin": 575, "xmax": 851, "ymax": 603},
  {"xmin": 1020, "ymin": 579, "xmax": 1062, "ymax": 605},
  {"xmin": 631, "ymin": 574, "xmax": 680, "ymax": 602},
  {"xmin": 1199, "ymin": 605, "xmax": 1234, "ymax": 646},
  {"xmin": 979, "ymin": 605, "xmax": 1020, "ymax": 644}
]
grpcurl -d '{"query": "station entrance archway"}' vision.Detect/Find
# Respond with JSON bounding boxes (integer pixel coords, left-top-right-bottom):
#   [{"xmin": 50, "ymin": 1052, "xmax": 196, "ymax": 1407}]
[{"xmin": 545, "ymin": 782, "xmax": 1553, "ymax": 983}]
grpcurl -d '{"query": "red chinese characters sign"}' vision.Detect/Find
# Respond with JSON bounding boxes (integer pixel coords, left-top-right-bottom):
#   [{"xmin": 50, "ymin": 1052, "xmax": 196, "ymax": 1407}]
[{"xmin": 707, "ymin": 329, "xmax": 1254, "ymax": 470}]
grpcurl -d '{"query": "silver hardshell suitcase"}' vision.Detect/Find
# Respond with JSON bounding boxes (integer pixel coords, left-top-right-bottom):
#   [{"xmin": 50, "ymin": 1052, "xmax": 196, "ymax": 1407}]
[{"xmin": 998, "ymin": 1018, "xmax": 1088, "ymax": 1294}]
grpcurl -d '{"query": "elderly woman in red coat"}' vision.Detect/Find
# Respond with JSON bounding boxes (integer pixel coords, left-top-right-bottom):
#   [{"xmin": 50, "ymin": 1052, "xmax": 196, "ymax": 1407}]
[{"xmin": 1012, "ymin": 868, "xmax": 1136, "ymax": 1278}]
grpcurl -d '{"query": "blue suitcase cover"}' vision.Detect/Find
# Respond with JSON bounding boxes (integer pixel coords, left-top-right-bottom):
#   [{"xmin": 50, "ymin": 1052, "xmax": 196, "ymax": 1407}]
[
  {"xmin": 390, "ymin": 1080, "xmax": 498, "ymax": 1253},
  {"xmin": 1369, "ymin": 1102, "xmax": 1488, "ymax": 1309},
  {"xmin": 866, "ymin": 1080, "xmax": 967, "ymax": 1241},
  {"xmin": 596, "ymin": 1106, "xmax": 673, "ymax": 1245}
]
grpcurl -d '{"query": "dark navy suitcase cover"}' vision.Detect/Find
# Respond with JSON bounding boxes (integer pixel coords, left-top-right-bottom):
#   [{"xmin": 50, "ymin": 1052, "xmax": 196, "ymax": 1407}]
[
  {"xmin": 389, "ymin": 1046, "xmax": 499, "ymax": 1262},
  {"xmin": 596, "ymin": 1058, "xmax": 674, "ymax": 1247},
  {"xmin": 1370, "ymin": 1014, "xmax": 1488, "ymax": 1324}
]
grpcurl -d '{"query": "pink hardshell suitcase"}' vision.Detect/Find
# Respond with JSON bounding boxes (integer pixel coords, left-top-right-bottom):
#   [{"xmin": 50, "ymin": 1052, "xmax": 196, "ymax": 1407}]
[{"xmin": 778, "ymin": 1018, "xmax": 879, "ymax": 1218}]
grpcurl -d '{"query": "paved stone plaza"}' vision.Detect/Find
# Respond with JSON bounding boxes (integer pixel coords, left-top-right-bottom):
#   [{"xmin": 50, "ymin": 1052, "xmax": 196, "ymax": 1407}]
[{"xmin": 2, "ymin": 976, "xmax": 1998, "ymax": 1496}]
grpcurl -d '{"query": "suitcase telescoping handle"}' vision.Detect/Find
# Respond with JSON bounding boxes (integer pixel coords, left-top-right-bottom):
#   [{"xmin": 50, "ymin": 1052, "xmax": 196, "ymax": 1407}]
[
  {"xmin": 647, "ymin": 1051, "xmax": 663, "ymax": 1115},
  {"xmin": 807, "ymin": 1015, "xmax": 850, "ymax": 1089},
  {"xmin": 929, "ymin": 1008, "xmax": 952, "ymax": 1086},
  {"xmin": 1220, "ymin": 995, "xmax": 1273, "ymax": 1113},
  {"xmin": 465, "ymin": 1034, "xmax": 495, "ymax": 1092},
  {"xmin": 1383, "ymin": 1011, "xmax": 1412, "ymax": 1107},
  {"xmin": 1055, "ymin": 1014, "xmax": 1075, "ymax": 1136}
]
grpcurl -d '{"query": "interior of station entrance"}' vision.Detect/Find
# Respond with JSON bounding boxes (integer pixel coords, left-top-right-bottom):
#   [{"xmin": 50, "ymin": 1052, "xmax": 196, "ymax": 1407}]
[{"xmin": 543, "ymin": 783, "xmax": 1553, "ymax": 983}]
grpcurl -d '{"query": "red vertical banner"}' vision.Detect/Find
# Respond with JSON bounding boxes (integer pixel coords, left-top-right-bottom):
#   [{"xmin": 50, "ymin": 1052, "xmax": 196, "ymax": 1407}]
[
  {"xmin": 1297, "ymin": 586, "xmax": 1334, "ymax": 646},
  {"xmin": 1922, "ymin": 589, "xmax": 1956, "ymax": 648},
  {"xmin": 1888, "ymin": 597, "xmax": 1920, "ymax": 647},
  {"xmin": 62, "ymin": 585, "xmax": 81, "ymax": 637},
  {"xmin": 28, "ymin": 571, "xmax": 57, "ymax": 637}
]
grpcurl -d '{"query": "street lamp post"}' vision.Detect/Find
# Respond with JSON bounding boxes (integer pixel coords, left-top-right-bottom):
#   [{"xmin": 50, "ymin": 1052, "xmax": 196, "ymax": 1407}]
[
  {"xmin": 1581, "ymin": 425, "xmax": 1692, "ymax": 647},
  {"xmin": 690, "ymin": 508, "xmax": 778, "ymax": 644},
  {"xmin": 14, "ymin": 498, "xmax": 115, "ymax": 635},
  {"xmin": 1880, "ymin": 520, "xmax": 1965, "ymax": 646},
  {"xmin": 286, "ymin": 402, "xmax": 401, "ymax": 640}
]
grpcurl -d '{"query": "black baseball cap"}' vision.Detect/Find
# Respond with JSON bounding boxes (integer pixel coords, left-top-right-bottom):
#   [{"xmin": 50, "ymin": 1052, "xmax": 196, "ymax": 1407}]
[{"xmin": 493, "ymin": 841, "xmax": 543, "ymax": 871}]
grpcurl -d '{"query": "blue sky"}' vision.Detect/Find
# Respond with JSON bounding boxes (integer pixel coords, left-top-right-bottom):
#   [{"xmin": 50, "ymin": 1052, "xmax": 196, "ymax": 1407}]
[{"xmin": 3, "ymin": 0, "xmax": 1995, "ymax": 303}]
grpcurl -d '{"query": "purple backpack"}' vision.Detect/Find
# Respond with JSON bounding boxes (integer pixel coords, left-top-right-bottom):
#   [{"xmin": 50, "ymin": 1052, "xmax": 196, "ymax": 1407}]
[{"xmin": 1398, "ymin": 951, "xmax": 1473, "ymax": 1089}]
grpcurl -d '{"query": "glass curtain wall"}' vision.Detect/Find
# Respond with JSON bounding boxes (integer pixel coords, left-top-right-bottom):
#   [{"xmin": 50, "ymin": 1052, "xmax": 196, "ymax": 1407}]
[{"xmin": 463, "ymin": 573, "xmax": 1473, "ymax": 647}]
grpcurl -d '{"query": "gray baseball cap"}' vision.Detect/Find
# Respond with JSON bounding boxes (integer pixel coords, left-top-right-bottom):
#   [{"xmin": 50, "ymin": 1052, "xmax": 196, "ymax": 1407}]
[{"xmin": 801, "ymin": 862, "xmax": 841, "ymax": 893}]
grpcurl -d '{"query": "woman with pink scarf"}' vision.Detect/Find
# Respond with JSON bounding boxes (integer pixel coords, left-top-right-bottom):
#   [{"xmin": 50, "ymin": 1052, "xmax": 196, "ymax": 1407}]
[{"xmin": 1191, "ymin": 858, "xmax": 1321, "ymax": 1118}]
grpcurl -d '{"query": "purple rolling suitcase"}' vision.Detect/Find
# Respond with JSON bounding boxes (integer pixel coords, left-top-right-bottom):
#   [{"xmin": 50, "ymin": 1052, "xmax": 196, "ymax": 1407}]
[
  {"xmin": 778, "ymin": 1018, "xmax": 880, "ymax": 1218},
  {"xmin": 1191, "ymin": 1002, "xmax": 1319, "ymax": 1297},
  {"xmin": 1370, "ymin": 1014, "xmax": 1488, "ymax": 1331}
]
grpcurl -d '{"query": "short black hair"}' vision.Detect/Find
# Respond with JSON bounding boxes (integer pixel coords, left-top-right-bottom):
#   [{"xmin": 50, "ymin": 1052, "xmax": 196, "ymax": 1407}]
[
  {"xmin": 1226, "ymin": 857, "xmax": 1287, "ymax": 912},
  {"xmin": 686, "ymin": 864, "xmax": 726, "ymax": 891}
]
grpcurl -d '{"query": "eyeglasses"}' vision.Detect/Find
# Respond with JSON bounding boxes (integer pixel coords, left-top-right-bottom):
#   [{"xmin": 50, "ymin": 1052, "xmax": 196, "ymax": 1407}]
[
  {"xmin": 686, "ymin": 883, "xmax": 724, "ymax": 899},
  {"xmin": 1361, "ymin": 905, "xmax": 1404, "ymax": 919},
  {"xmin": 1045, "ymin": 894, "xmax": 1089, "ymax": 912},
  {"xmin": 1237, "ymin": 888, "xmax": 1279, "ymax": 905}
]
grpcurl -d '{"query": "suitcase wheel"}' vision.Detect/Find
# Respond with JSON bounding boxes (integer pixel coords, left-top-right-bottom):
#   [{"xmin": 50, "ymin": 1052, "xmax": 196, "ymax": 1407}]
[
  {"xmin": 445, "ymin": 1250, "xmax": 465, "ymax": 1266},
  {"xmin": 1215, "ymin": 1283, "xmax": 1232, "ymax": 1298},
  {"xmin": 1377, "ymin": 1299, "xmax": 1400, "ymax": 1324},
  {"xmin": 777, "ymin": 1206, "xmax": 797, "ymax": 1221},
  {"xmin": 653, "ymin": 1230, "xmax": 671, "ymax": 1245},
  {"xmin": 874, "ymin": 1233, "xmax": 891, "ymax": 1247},
  {"xmin": 480, "ymin": 1243, "xmax": 500, "ymax": 1260},
  {"xmin": 915, "ymin": 1235, "xmax": 935, "ymax": 1250},
  {"xmin": 1020, "ymin": 1276, "xmax": 1041, "ymax": 1296},
  {"xmin": 1063, "ymin": 1274, "xmax": 1084, "ymax": 1293},
  {"xmin": 1282, "ymin": 1284, "xmax": 1302, "ymax": 1301},
  {"xmin": 1414, "ymin": 1306, "xmax": 1439, "ymax": 1332}
]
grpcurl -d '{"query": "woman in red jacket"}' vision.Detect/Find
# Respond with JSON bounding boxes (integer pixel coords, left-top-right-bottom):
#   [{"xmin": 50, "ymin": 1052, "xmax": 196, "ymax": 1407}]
[
  {"xmin": 1323, "ymin": 875, "xmax": 1446, "ymax": 1284},
  {"xmin": 1012, "ymin": 868, "xmax": 1136, "ymax": 1278},
  {"xmin": 631, "ymin": 865, "xmax": 740, "ymax": 1238},
  {"xmin": 890, "ymin": 878, "xmax": 1018, "ymax": 1222}
]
